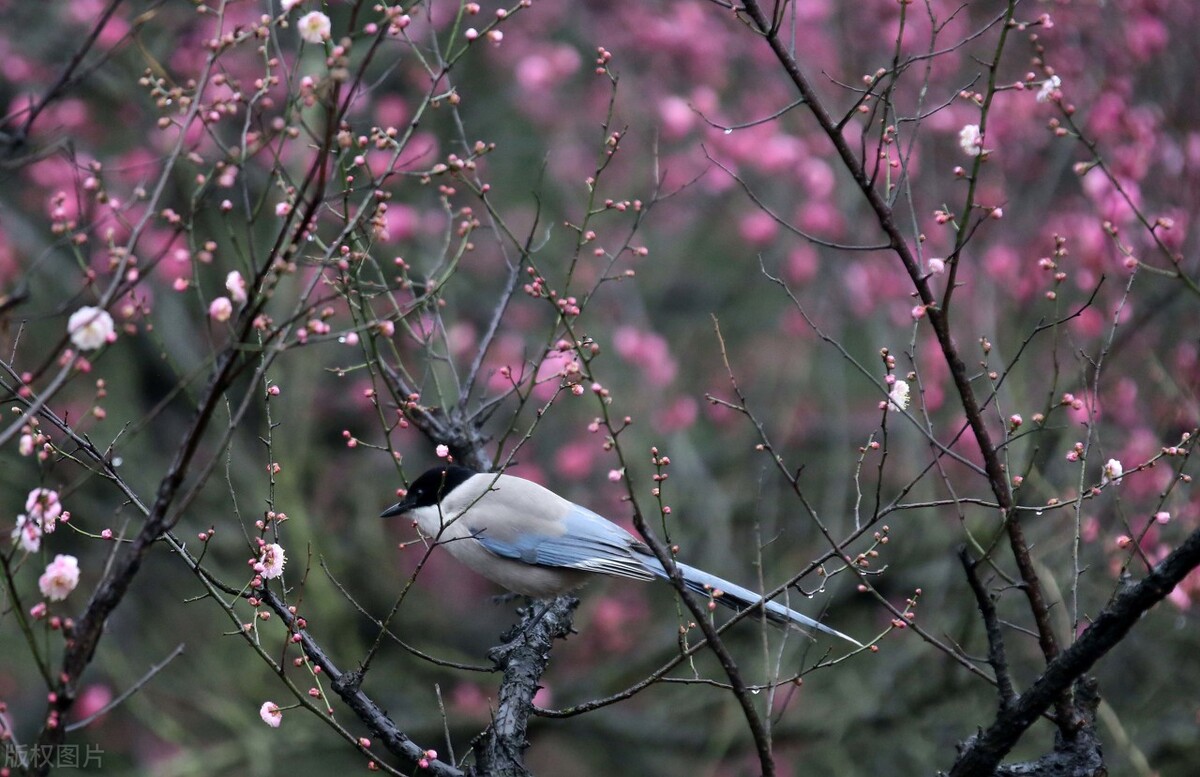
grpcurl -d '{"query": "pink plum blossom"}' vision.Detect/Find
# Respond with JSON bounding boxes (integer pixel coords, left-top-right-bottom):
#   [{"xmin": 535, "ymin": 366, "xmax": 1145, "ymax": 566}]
[
  {"xmin": 11, "ymin": 514, "xmax": 41, "ymax": 553},
  {"xmin": 256, "ymin": 543, "xmax": 286, "ymax": 579},
  {"xmin": 226, "ymin": 271, "xmax": 247, "ymax": 305},
  {"xmin": 209, "ymin": 297, "xmax": 234, "ymax": 322},
  {"xmin": 260, "ymin": 701, "xmax": 282, "ymax": 727},
  {"xmin": 554, "ymin": 441, "xmax": 595, "ymax": 478},
  {"xmin": 612, "ymin": 327, "xmax": 677, "ymax": 387},
  {"xmin": 76, "ymin": 685, "xmax": 114, "ymax": 720},
  {"xmin": 38, "ymin": 554, "xmax": 81, "ymax": 601},
  {"xmin": 26, "ymin": 488, "xmax": 63, "ymax": 524}
]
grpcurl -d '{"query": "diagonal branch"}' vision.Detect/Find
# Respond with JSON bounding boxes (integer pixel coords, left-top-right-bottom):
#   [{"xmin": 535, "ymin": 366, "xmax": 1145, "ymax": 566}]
[
  {"xmin": 27, "ymin": 342, "xmax": 256, "ymax": 772},
  {"xmin": 949, "ymin": 525, "xmax": 1200, "ymax": 776},
  {"xmin": 65, "ymin": 643, "xmax": 186, "ymax": 733},
  {"xmin": 5, "ymin": 0, "xmax": 124, "ymax": 148}
]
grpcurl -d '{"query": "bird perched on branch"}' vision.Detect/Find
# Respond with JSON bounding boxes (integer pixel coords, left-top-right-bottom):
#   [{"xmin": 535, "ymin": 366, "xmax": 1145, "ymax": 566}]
[{"xmin": 382, "ymin": 465, "xmax": 860, "ymax": 646}]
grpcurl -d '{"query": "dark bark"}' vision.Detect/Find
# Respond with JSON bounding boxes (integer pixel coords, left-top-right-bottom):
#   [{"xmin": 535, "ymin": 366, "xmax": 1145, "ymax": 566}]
[
  {"xmin": 949, "ymin": 527, "xmax": 1200, "ymax": 776},
  {"xmin": 472, "ymin": 596, "xmax": 580, "ymax": 777}
]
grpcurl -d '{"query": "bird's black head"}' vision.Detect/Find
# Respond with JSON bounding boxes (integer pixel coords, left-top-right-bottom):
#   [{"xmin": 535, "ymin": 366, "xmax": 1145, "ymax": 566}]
[{"xmin": 380, "ymin": 465, "xmax": 476, "ymax": 517}]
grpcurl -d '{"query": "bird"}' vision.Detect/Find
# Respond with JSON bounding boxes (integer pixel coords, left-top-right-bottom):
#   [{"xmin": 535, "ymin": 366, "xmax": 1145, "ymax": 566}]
[{"xmin": 381, "ymin": 465, "xmax": 861, "ymax": 646}]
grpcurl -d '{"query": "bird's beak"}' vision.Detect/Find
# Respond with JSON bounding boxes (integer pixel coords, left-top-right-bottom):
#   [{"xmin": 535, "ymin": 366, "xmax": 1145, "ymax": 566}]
[{"xmin": 380, "ymin": 497, "xmax": 415, "ymax": 518}]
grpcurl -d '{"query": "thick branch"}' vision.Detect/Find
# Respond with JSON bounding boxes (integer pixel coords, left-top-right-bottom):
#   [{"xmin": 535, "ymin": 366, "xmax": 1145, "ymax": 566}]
[
  {"xmin": 377, "ymin": 388, "xmax": 557, "ymax": 773},
  {"xmin": 25, "ymin": 352, "xmax": 242, "ymax": 767},
  {"xmin": 949, "ymin": 526, "xmax": 1200, "ymax": 776},
  {"xmin": 475, "ymin": 596, "xmax": 580, "ymax": 777},
  {"xmin": 251, "ymin": 589, "xmax": 464, "ymax": 777}
]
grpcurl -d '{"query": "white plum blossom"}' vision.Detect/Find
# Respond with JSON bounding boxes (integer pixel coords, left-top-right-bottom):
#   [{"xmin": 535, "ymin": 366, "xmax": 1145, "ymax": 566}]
[
  {"xmin": 888, "ymin": 379, "xmax": 911, "ymax": 411},
  {"xmin": 38, "ymin": 554, "xmax": 81, "ymax": 601},
  {"xmin": 68, "ymin": 306, "xmax": 115, "ymax": 351},
  {"xmin": 257, "ymin": 543, "xmax": 286, "ymax": 579},
  {"xmin": 1036, "ymin": 75, "xmax": 1062, "ymax": 104},
  {"xmin": 1102, "ymin": 458, "xmax": 1124, "ymax": 485},
  {"xmin": 280, "ymin": 0, "xmax": 303, "ymax": 12},
  {"xmin": 298, "ymin": 11, "xmax": 331, "ymax": 43},
  {"xmin": 260, "ymin": 701, "xmax": 283, "ymax": 727},
  {"xmin": 958, "ymin": 124, "xmax": 983, "ymax": 157}
]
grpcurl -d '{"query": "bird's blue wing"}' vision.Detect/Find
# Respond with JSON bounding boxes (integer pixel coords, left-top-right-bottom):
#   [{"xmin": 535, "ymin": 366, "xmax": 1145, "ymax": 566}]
[{"xmin": 474, "ymin": 505, "xmax": 656, "ymax": 581}]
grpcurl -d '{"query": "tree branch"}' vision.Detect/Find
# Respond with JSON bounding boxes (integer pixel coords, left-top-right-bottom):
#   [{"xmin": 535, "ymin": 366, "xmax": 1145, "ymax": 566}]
[
  {"xmin": 474, "ymin": 596, "xmax": 580, "ymax": 777},
  {"xmin": 949, "ymin": 526, "xmax": 1200, "ymax": 776},
  {"xmin": 737, "ymin": 0, "xmax": 1070, "ymax": 739},
  {"xmin": 959, "ymin": 546, "xmax": 1017, "ymax": 712}
]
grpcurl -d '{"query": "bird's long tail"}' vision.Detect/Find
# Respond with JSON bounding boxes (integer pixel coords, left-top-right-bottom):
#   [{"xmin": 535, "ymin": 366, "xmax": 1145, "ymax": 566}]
[{"xmin": 646, "ymin": 559, "xmax": 861, "ymax": 647}]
